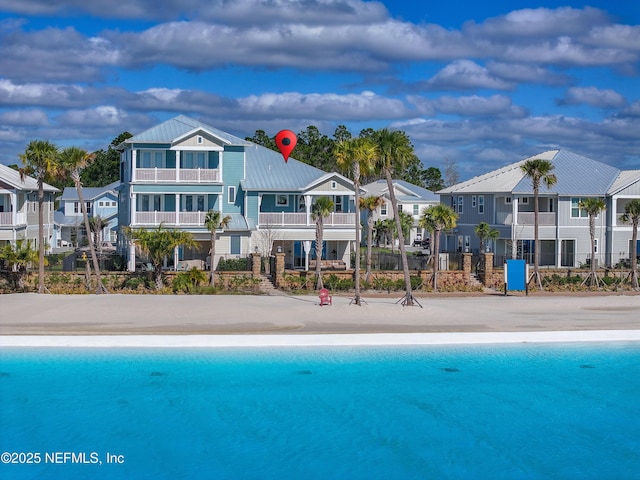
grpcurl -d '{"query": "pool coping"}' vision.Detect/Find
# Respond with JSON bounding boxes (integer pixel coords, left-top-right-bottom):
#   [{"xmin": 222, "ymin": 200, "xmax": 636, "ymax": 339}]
[{"xmin": 2, "ymin": 330, "xmax": 640, "ymax": 347}]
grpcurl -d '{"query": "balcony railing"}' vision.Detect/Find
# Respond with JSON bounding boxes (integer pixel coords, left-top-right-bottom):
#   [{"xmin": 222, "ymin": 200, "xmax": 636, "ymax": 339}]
[
  {"xmin": 133, "ymin": 211, "xmax": 211, "ymax": 226},
  {"xmin": 496, "ymin": 211, "xmax": 556, "ymax": 226},
  {"xmin": 517, "ymin": 212, "xmax": 556, "ymax": 226},
  {"xmin": 258, "ymin": 212, "xmax": 356, "ymax": 226},
  {"xmin": 0, "ymin": 212, "xmax": 27, "ymax": 226},
  {"xmin": 135, "ymin": 168, "xmax": 219, "ymax": 183}
]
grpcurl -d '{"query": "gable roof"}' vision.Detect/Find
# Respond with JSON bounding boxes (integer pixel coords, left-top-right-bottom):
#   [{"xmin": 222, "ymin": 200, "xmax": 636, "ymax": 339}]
[
  {"xmin": 59, "ymin": 181, "xmax": 121, "ymax": 202},
  {"xmin": 607, "ymin": 170, "xmax": 640, "ymax": 196},
  {"xmin": 124, "ymin": 115, "xmax": 342, "ymax": 192},
  {"xmin": 0, "ymin": 163, "xmax": 59, "ymax": 192},
  {"xmin": 363, "ymin": 179, "xmax": 439, "ymax": 202},
  {"xmin": 121, "ymin": 115, "xmax": 252, "ymax": 147},
  {"xmin": 439, "ymin": 149, "xmax": 621, "ymax": 196}
]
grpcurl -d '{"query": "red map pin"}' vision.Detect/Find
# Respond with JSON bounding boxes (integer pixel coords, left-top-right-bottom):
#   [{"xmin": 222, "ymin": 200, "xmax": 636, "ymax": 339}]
[{"xmin": 275, "ymin": 130, "xmax": 297, "ymax": 163}]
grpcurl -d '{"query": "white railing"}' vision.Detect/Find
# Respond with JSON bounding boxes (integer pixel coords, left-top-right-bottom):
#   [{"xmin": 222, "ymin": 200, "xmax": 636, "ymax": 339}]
[
  {"xmin": 516, "ymin": 212, "xmax": 556, "ymax": 226},
  {"xmin": 135, "ymin": 168, "xmax": 219, "ymax": 183},
  {"xmin": 0, "ymin": 212, "xmax": 12, "ymax": 226},
  {"xmin": 258, "ymin": 212, "xmax": 356, "ymax": 226},
  {"xmin": 179, "ymin": 212, "xmax": 207, "ymax": 225},
  {"xmin": 135, "ymin": 211, "xmax": 177, "ymax": 225}
]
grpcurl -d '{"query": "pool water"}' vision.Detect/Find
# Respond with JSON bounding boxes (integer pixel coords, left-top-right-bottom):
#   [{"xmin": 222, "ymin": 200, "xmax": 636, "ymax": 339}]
[{"xmin": 1, "ymin": 343, "xmax": 639, "ymax": 479}]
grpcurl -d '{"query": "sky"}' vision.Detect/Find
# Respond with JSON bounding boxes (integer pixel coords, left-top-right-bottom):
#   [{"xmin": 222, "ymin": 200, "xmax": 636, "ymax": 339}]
[{"xmin": 0, "ymin": 0, "xmax": 638, "ymax": 181}]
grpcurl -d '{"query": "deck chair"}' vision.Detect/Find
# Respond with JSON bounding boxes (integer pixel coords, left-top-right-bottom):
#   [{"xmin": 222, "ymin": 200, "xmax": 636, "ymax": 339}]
[{"xmin": 318, "ymin": 288, "xmax": 332, "ymax": 306}]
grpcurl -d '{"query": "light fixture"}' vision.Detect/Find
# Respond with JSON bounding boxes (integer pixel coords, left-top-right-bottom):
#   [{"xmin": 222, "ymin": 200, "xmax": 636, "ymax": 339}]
[{"xmin": 277, "ymin": 245, "xmax": 282, "ymax": 253}]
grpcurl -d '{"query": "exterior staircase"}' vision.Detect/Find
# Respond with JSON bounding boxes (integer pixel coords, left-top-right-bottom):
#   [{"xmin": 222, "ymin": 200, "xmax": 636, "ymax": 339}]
[
  {"xmin": 258, "ymin": 274, "xmax": 287, "ymax": 296},
  {"xmin": 469, "ymin": 273, "xmax": 484, "ymax": 289}
]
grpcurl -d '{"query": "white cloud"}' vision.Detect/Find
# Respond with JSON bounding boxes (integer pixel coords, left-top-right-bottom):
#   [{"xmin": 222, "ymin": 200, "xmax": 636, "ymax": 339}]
[
  {"xmin": 559, "ymin": 87, "xmax": 626, "ymax": 108},
  {"xmin": 55, "ymin": 106, "xmax": 128, "ymax": 127},
  {"xmin": 0, "ymin": 109, "xmax": 49, "ymax": 126},
  {"xmin": 414, "ymin": 60, "xmax": 514, "ymax": 91}
]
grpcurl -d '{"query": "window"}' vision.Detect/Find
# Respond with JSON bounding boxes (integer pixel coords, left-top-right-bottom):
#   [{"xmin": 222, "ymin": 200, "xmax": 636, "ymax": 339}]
[
  {"xmin": 478, "ymin": 195, "xmax": 485, "ymax": 214},
  {"xmin": 335, "ymin": 196, "xmax": 343, "ymax": 212},
  {"xmin": 230, "ymin": 235, "xmax": 241, "ymax": 255},
  {"xmin": 276, "ymin": 195, "xmax": 288, "ymax": 206},
  {"xmin": 99, "ymin": 201, "xmax": 104, "ymax": 207},
  {"xmin": 380, "ymin": 202, "xmax": 387, "ymax": 216},
  {"xmin": 594, "ymin": 238, "xmax": 598, "ymax": 254},
  {"xmin": 140, "ymin": 150, "xmax": 164, "ymax": 168},
  {"xmin": 74, "ymin": 202, "xmax": 79, "ymax": 213},
  {"xmin": 331, "ymin": 181, "xmax": 337, "ymax": 189},
  {"xmin": 183, "ymin": 152, "xmax": 206, "ymax": 169},
  {"xmin": 398, "ymin": 204, "xmax": 403, "ymax": 212},
  {"xmin": 571, "ymin": 198, "xmax": 589, "ymax": 218},
  {"xmin": 197, "ymin": 135, "xmax": 203, "ymax": 144},
  {"xmin": 228, "ymin": 186, "xmax": 236, "ymax": 204},
  {"xmin": 472, "ymin": 196, "xmax": 477, "ymax": 208},
  {"xmin": 413, "ymin": 205, "xmax": 419, "ymax": 215},
  {"xmin": 521, "ymin": 197, "xmax": 529, "ymax": 204},
  {"xmin": 505, "ymin": 197, "xmax": 512, "ymax": 204},
  {"xmin": 457, "ymin": 196, "xmax": 463, "ymax": 214}
]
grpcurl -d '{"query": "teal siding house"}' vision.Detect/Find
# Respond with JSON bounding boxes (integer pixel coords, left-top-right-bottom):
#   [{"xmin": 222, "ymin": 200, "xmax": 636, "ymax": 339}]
[{"xmin": 117, "ymin": 115, "xmax": 358, "ymax": 271}]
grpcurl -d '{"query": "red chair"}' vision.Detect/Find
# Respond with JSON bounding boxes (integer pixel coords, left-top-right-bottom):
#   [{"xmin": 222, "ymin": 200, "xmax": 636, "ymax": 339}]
[{"xmin": 318, "ymin": 288, "xmax": 332, "ymax": 306}]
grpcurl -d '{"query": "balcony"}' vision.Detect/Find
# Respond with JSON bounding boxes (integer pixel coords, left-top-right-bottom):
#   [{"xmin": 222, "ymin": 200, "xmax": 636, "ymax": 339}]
[
  {"xmin": 134, "ymin": 168, "xmax": 219, "ymax": 183},
  {"xmin": 134, "ymin": 211, "xmax": 209, "ymax": 226},
  {"xmin": 0, "ymin": 212, "xmax": 27, "ymax": 226},
  {"xmin": 258, "ymin": 212, "xmax": 356, "ymax": 227},
  {"xmin": 496, "ymin": 211, "xmax": 556, "ymax": 226}
]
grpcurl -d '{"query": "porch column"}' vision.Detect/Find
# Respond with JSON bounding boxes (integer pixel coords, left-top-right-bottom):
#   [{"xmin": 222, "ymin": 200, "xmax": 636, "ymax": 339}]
[
  {"xmin": 131, "ymin": 150, "xmax": 137, "ymax": 182},
  {"xmin": 305, "ymin": 195, "xmax": 312, "ymax": 225},
  {"xmin": 10, "ymin": 191, "xmax": 17, "ymax": 226},
  {"xmin": 511, "ymin": 197, "xmax": 518, "ymax": 259},
  {"xmin": 175, "ymin": 194, "xmax": 180, "ymax": 226},
  {"xmin": 303, "ymin": 240, "xmax": 312, "ymax": 271},
  {"xmin": 128, "ymin": 242, "xmax": 136, "ymax": 272},
  {"xmin": 130, "ymin": 193, "xmax": 137, "ymax": 226},
  {"xmin": 175, "ymin": 151, "xmax": 180, "ymax": 182}
]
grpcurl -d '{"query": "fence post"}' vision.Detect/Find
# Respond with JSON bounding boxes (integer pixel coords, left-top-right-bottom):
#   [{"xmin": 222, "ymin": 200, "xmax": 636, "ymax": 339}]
[
  {"xmin": 274, "ymin": 252, "xmax": 285, "ymax": 287},
  {"xmin": 463, "ymin": 252, "xmax": 472, "ymax": 274},
  {"xmin": 251, "ymin": 253, "xmax": 261, "ymax": 280},
  {"xmin": 482, "ymin": 252, "xmax": 494, "ymax": 285}
]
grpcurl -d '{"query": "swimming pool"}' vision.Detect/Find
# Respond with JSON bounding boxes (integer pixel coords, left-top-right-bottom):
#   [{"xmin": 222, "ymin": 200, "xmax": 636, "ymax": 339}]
[{"xmin": 1, "ymin": 343, "xmax": 639, "ymax": 479}]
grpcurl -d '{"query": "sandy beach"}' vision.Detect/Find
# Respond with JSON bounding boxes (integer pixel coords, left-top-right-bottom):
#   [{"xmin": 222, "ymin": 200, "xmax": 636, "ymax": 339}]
[{"xmin": 1, "ymin": 292, "xmax": 639, "ymax": 346}]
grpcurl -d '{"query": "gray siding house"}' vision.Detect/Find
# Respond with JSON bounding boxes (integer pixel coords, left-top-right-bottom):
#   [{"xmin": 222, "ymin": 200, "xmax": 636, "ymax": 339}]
[
  {"xmin": 0, "ymin": 163, "xmax": 58, "ymax": 251},
  {"xmin": 438, "ymin": 150, "xmax": 640, "ymax": 268}
]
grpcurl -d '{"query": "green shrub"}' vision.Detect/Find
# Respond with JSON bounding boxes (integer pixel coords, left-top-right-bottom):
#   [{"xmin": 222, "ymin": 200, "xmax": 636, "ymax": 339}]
[{"xmin": 217, "ymin": 258, "xmax": 250, "ymax": 271}]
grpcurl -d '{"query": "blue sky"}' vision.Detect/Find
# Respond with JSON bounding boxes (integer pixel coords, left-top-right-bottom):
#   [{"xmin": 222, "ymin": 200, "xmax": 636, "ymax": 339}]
[{"xmin": 0, "ymin": 0, "xmax": 638, "ymax": 181}]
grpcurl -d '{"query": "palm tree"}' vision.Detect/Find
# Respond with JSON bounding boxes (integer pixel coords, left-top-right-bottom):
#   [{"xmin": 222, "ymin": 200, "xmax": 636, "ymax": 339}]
[
  {"xmin": 0, "ymin": 240, "xmax": 39, "ymax": 291},
  {"xmin": 621, "ymin": 199, "xmax": 640, "ymax": 289},
  {"xmin": 89, "ymin": 215, "xmax": 108, "ymax": 249},
  {"xmin": 579, "ymin": 198, "xmax": 606, "ymax": 288},
  {"xmin": 520, "ymin": 159, "xmax": 557, "ymax": 290},
  {"xmin": 124, "ymin": 224, "xmax": 196, "ymax": 290},
  {"xmin": 474, "ymin": 222, "xmax": 500, "ymax": 254},
  {"xmin": 420, "ymin": 205, "xmax": 458, "ymax": 291},
  {"xmin": 59, "ymin": 147, "xmax": 108, "ymax": 294},
  {"xmin": 205, "ymin": 210, "xmax": 231, "ymax": 287},
  {"xmin": 311, "ymin": 196, "xmax": 334, "ymax": 290},
  {"xmin": 19, "ymin": 140, "xmax": 60, "ymax": 294},
  {"xmin": 360, "ymin": 195, "xmax": 384, "ymax": 282},
  {"xmin": 372, "ymin": 128, "xmax": 417, "ymax": 306},
  {"xmin": 334, "ymin": 136, "xmax": 377, "ymax": 305}
]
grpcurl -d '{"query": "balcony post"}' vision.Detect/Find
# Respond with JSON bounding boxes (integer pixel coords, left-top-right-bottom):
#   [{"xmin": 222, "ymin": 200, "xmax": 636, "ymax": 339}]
[
  {"xmin": 175, "ymin": 151, "xmax": 181, "ymax": 182},
  {"xmin": 175, "ymin": 194, "xmax": 180, "ymax": 225},
  {"xmin": 131, "ymin": 150, "xmax": 137, "ymax": 181}
]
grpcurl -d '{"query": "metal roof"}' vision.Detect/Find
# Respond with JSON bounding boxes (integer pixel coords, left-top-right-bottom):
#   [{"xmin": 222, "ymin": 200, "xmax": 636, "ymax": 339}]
[
  {"xmin": 242, "ymin": 143, "xmax": 332, "ymax": 191},
  {"xmin": 59, "ymin": 181, "xmax": 120, "ymax": 201},
  {"xmin": 513, "ymin": 150, "xmax": 619, "ymax": 196},
  {"xmin": 440, "ymin": 149, "xmax": 623, "ymax": 196},
  {"xmin": 125, "ymin": 115, "xmax": 252, "ymax": 146},
  {"xmin": 607, "ymin": 170, "xmax": 640, "ymax": 195},
  {"xmin": 363, "ymin": 179, "xmax": 439, "ymax": 202},
  {"xmin": 0, "ymin": 163, "xmax": 59, "ymax": 192}
]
